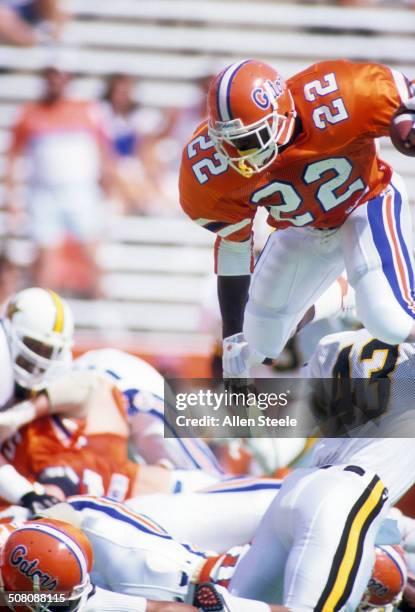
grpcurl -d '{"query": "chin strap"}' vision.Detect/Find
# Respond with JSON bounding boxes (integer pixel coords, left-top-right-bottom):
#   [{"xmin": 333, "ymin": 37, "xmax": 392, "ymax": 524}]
[{"xmin": 237, "ymin": 159, "xmax": 254, "ymax": 178}]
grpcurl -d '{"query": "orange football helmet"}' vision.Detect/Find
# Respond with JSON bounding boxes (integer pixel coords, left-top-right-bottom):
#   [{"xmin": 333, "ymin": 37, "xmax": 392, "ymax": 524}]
[
  {"xmin": 0, "ymin": 519, "xmax": 93, "ymax": 611},
  {"xmin": 207, "ymin": 59, "xmax": 296, "ymax": 178},
  {"xmin": 359, "ymin": 545, "xmax": 408, "ymax": 611}
]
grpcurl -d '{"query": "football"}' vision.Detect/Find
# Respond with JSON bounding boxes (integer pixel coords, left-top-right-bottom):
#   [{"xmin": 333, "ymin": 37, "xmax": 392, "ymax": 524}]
[{"xmin": 389, "ymin": 107, "xmax": 415, "ymax": 156}]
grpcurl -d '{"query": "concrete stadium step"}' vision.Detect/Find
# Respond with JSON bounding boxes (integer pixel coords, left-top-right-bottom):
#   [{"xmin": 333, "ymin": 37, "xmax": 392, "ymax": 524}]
[
  {"xmin": 66, "ymin": 0, "xmax": 415, "ymax": 35},
  {"xmin": 108, "ymin": 216, "xmax": 214, "ymax": 246},
  {"xmin": 62, "ymin": 22, "xmax": 415, "ymax": 65},
  {"xmin": 2, "ymin": 47, "xmax": 413, "ymax": 84},
  {"xmin": 73, "ymin": 328, "xmax": 213, "ymax": 358},
  {"xmin": 0, "ymin": 46, "xmax": 215, "ymax": 79},
  {"xmin": 101, "ymin": 272, "xmax": 206, "ymax": 303},
  {"xmin": 97, "ymin": 244, "xmax": 212, "ymax": 275},
  {"xmin": 0, "ymin": 74, "xmax": 200, "ymax": 108},
  {"xmin": 69, "ymin": 298, "xmax": 202, "ymax": 332}
]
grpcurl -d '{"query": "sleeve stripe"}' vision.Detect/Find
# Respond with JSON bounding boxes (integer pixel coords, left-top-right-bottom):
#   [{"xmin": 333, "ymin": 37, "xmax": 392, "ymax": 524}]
[
  {"xmin": 205, "ymin": 221, "xmax": 229, "ymax": 233},
  {"xmin": 391, "ymin": 69, "xmax": 411, "ymax": 106},
  {"xmin": 195, "ymin": 218, "xmax": 229, "ymax": 233},
  {"xmin": 195, "ymin": 217, "xmax": 217, "ymax": 226},
  {"xmin": 195, "ymin": 217, "xmax": 252, "ymax": 238},
  {"xmin": 217, "ymin": 218, "xmax": 252, "ymax": 238}
]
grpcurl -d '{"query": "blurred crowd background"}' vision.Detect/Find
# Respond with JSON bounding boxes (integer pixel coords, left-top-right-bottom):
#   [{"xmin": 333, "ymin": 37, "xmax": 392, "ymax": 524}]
[{"xmin": 0, "ymin": 0, "xmax": 414, "ymax": 378}]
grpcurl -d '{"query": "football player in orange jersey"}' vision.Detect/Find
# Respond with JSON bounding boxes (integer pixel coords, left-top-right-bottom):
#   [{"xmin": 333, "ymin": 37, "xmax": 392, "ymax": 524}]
[
  {"xmin": 0, "ymin": 366, "xmax": 218, "ymax": 512},
  {"xmin": 0, "ymin": 288, "xmax": 219, "ymax": 516},
  {"xmin": 179, "ymin": 59, "xmax": 415, "ymax": 376}
]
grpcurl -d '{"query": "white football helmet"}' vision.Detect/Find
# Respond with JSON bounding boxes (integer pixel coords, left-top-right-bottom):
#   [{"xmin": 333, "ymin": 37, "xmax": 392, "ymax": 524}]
[{"xmin": 3, "ymin": 288, "xmax": 74, "ymax": 391}]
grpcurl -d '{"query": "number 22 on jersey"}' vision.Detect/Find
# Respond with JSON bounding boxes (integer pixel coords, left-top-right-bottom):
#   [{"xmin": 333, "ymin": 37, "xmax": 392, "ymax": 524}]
[
  {"xmin": 187, "ymin": 135, "xmax": 228, "ymax": 185},
  {"xmin": 187, "ymin": 72, "xmax": 365, "ymax": 227},
  {"xmin": 304, "ymin": 72, "xmax": 349, "ymax": 129},
  {"xmin": 252, "ymin": 73, "xmax": 365, "ymax": 226}
]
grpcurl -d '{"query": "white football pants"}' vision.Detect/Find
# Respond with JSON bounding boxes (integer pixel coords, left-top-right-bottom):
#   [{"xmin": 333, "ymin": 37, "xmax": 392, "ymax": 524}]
[
  {"xmin": 229, "ymin": 465, "xmax": 390, "ymax": 611},
  {"xmin": 244, "ymin": 174, "xmax": 415, "ymax": 357}
]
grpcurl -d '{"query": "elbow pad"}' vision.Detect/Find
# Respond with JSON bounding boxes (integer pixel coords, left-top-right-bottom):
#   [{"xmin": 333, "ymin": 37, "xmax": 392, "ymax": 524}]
[{"xmin": 215, "ymin": 236, "xmax": 253, "ymax": 275}]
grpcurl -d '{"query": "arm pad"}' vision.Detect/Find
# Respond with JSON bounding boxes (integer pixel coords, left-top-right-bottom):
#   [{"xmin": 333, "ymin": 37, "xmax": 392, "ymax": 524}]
[{"xmin": 215, "ymin": 236, "xmax": 252, "ymax": 275}]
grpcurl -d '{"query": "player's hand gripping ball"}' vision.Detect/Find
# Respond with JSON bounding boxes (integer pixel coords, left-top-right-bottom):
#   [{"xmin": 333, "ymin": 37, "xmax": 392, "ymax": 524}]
[{"xmin": 389, "ymin": 105, "xmax": 415, "ymax": 157}]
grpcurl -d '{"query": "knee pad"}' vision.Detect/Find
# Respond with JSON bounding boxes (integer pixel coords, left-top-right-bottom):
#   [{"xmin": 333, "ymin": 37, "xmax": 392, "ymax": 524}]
[{"xmin": 243, "ymin": 302, "xmax": 296, "ymax": 358}]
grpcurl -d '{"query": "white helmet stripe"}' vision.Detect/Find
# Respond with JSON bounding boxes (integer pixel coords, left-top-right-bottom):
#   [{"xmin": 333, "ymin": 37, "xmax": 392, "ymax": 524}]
[
  {"xmin": 16, "ymin": 524, "xmax": 88, "ymax": 582},
  {"xmin": 390, "ymin": 68, "xmax": 411, "ymax": 106},
  {"xmin": 217, "ymin": 60, "xmax": 251, "ymax": 121}
]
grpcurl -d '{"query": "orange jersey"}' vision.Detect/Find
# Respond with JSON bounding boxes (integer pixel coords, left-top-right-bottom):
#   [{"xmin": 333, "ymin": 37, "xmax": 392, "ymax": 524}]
[
  {"xmin": 0, "ymin": 416, "xmax": 138, "ymax": 502},
  {"xmin": 10, "ymin": 99, "xmax": 107, "ymax": 154},
  {"xmin": 180, "ymin": 60, "xmax": 411, "ymax": 242}
]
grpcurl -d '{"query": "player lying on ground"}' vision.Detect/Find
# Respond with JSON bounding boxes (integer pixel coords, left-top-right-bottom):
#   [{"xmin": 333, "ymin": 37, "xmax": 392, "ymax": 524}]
[
  {"xmin": 1, "ymin": 473, "xmax": 282, "ymax": 554},
  {"xmin": 0, "ymin": 288, "xmax": 220, "ymax": 514},
  {"xmin": 25, "ymin": 494, "xmax": 409, "ymax": 612},
  {"xmin": 179, "ymin": 57, "xmax": 415, "ymax": 377},
  {"xmin": 0, "ymin": 470, "xmax": 411, "ymax": 609},
  {"xmin": 127, "ymin": 476, "xmax": 282, "ymax": 552},
  {"xmin": 0, "ymin": 516, "xmax": 198, "ymax": 612}
]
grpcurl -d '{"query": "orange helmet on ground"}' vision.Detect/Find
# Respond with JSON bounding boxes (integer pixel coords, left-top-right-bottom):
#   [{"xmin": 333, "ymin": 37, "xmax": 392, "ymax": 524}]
[
  {"xmin": 207, "ymin": 59, "xmax": 296, "ymax": 177},
  {"xmin": 0, "ymin": 519, "xmax": 93, "ymax": 611},
  {"xmin": 360, "ymin": 545, "xmax": 408, "ymax": 611}
]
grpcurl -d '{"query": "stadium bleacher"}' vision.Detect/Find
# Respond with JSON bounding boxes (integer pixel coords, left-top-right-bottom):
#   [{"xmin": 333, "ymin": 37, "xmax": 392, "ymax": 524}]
[{"xmin": 0, "ymin": 0, "xmax": 414, "ymax": 373}]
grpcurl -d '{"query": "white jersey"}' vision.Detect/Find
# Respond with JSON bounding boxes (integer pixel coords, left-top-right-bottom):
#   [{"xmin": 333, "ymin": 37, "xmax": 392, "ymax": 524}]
[
  {"xmin": 0, "ymin": 323, "xmax": 15, "ymax": 409},
  {"xmin": 307, "ymin": 328, "xmax": 415, "ymax": 502},
  {"xmin": 75, "ymin": 349, "xmax": 223, "ymax": 476},
  {"xmin": 68, "ymin": 495, "xmax": 247, "ymax": 601},
  {"xmin": 75, "ymin": 348, "xmax": 164, "ymax": 400},
  {"xmin": 85, "ymin": 586, "xmax": 148, "ymax": 612}
]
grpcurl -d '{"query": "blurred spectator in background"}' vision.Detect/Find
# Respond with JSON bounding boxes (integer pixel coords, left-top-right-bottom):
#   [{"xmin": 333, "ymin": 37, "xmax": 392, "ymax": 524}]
[
  {"xmin": 338, "ymin": 0, "xmax": 413, "ymax": 5},
  {"xmin": 149, "ymin": 74, "xmax": 212, "ymax": 215},
  {"xmin": 100, "ymin": 73, "xmax": 214, "ymax": 217},
  {"xmin": 4, "ymin": 66, "xmax": 113, "ymax": 298},
  {"xmin": 0, "ymin": 252, "xmax": 20, "ymax": 306},
  {"xmin": 0, "ymin": 0, "xmax": 65, "ymax": 46},
  {"xmin": 101, "ymin": 73, "xmax": 165, "ymax": 215},
  {"xmin": 338, "ymin": 0, "xmax": 378, "ymax": 5}
]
